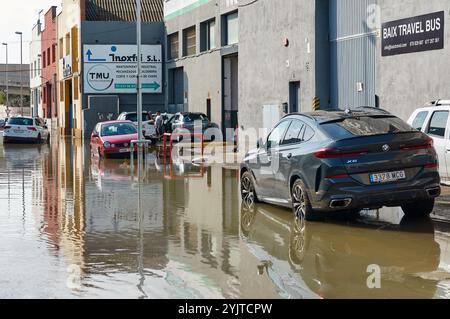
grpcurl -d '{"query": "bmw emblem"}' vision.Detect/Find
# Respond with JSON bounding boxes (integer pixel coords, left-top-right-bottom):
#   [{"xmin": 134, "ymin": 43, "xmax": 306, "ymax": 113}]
[{"xmin": 382, "ymin": 144, "xmax": 390, "ymax": 152}]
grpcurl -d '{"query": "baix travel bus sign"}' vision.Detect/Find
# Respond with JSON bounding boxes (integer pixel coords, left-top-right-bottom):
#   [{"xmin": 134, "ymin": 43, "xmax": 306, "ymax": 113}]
[
  {"xmin": 382, "ymin": 11, "xmax": 444, "ymax": 57},
  {"xmin": 83, "ymin": 45, "xmax": 162, "ymax": 94}
]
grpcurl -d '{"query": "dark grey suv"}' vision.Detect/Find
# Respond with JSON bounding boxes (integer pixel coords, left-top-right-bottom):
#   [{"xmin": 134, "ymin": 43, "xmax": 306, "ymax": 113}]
[{"xmin": 240, "ymin": 108, "xmax": 441, "ymax": 221}]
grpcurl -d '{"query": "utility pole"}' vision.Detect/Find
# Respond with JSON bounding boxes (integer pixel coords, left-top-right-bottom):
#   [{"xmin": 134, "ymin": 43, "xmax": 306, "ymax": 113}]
[
  {"xmin": 15, "ymin": 31, "xmax": 23, "ymax": 116},
  {"xmin": 136, "ymin": 0, "xmax": 143, "ymax": 145},
  {"xmin": 2, "ymin": 43, "xmax": 9, "ymax": 117}
]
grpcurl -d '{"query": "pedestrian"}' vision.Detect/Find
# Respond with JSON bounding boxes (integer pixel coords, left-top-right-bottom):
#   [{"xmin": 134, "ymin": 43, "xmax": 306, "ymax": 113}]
[{"xmin": 155, "ymin": 111, "xmax": 163, "ymax": 136}]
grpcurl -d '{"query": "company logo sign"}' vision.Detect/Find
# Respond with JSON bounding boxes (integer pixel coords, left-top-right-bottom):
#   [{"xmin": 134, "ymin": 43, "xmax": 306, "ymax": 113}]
[
  {"xmin": 83, "ymin": 45, "xmax": 162, "ymax": 94},
  {"xmin": 86, "ymin": 65, "xmax": 114, "ymax": 92},
  {"xmin": 382, "ymin": 11, "xmax": 445, "ymax": 56}
]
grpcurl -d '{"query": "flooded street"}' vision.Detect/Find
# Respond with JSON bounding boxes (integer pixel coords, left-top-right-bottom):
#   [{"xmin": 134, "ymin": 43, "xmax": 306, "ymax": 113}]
[{"xmin": 1, "ymin": 137, "xmax": 450, "ymax": 299}]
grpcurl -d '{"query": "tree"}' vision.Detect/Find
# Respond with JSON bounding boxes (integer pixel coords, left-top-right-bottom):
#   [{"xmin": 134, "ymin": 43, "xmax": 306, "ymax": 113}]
[{"xmin": 0, "ymin": 90, "xmax": 6, "ymax": 105}]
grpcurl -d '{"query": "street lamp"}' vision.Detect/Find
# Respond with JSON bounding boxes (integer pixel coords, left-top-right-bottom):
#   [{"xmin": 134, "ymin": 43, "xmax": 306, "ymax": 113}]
[
  {"xmin": 15, "ymin": 31, "xmax": 23, "ymax": 116},
  {"xmin": 1, "ymin": 43, "xmax": 9, "ymax": 117}
]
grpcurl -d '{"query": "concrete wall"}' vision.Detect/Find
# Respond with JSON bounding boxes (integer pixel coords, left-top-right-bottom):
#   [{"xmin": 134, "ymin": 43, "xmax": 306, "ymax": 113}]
[
  {"xmin": 238, "ymin": 0, "xmax": 323, "ymax": 133},
  {"xmin": 376, "ymin": 0, "xmax": 450, "ymax": 120}
]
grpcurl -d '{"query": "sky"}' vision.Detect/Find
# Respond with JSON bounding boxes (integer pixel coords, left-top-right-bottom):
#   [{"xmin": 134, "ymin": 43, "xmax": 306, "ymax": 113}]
[{"xmin": 0, "ymin": 0, "xmax": 61, "ymax": 64}]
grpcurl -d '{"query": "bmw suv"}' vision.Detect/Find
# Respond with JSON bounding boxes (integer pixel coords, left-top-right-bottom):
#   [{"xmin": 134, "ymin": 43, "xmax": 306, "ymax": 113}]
[{"xmin": 240, "ymin": 107, "xmax": 441, "ymax": 221}]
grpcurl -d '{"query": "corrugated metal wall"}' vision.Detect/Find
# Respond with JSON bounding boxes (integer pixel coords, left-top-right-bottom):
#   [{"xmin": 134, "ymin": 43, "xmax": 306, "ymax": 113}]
[{"xmin": 330, "ymin": 0, "xmax": 378, "ymax": 109}]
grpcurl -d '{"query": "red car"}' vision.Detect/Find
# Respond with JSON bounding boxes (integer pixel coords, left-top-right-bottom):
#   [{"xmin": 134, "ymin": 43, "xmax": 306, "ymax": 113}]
[{"xmin": 91, "ymin": 121, "xmax": 139, "ymax": 158}]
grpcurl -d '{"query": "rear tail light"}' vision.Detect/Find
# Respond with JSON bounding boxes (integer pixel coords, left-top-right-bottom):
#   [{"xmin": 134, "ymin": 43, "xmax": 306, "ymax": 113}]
[
  {"xmin": 400, "ymin": 137, "xmax": 434, "ymax": 151},
  {"xmin": 314, "ymin": 148, "xmax": 368, "ymax": 159},
  {"xmin": 27, "ymin": 127, "xmax": 37, "ymax": 131},
  {"xmin": 4, "ymin": 125, "xmax": 11, "ymax": 129},
  {"xmin": 424, "ymin": 163, "xmax": 438, "ymax": 169}
]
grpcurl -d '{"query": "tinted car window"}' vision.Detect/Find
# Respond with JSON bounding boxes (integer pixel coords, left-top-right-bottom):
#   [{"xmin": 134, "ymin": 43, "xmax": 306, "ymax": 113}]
[
  {"xmin": 8, "ymin": 118, "xmax": 34, "ymax": 126},
  {"xmin": 282, "ymin": 120, "xmax": 304, "ymax": 145},
  {"xmin": 427, "ymin": 111, "xmax": 449, "ymax": 138},
  {"xmin": 412, "ymin": 111, "xmax": 428, "ymax": 131},
  {"xmin": 303, "ymin": 125, "xmax": 315, "ymax": 142},
  {"xmin": 101, "ymin": 123, "xmax": 137, "ymax": 136},
  {"xmin": 267, "ymin": 120, "xmax": 291, "ymax": 149},
  {"xmin": 184, "ymin": 114, "xmax": 208, "ymax": 122},
  {"xmin": 321, "ymin": 116, "xmax": 414, "ymax": 139},
  {"xmin": 126, "ymin": 113, "xmax": 151, "ymax": 122}
]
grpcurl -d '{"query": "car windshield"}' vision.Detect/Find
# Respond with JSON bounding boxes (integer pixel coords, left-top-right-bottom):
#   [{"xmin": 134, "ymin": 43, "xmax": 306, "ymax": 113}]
[
  {"xmin": 101, "ymin": 123, "xmax": 137, "ymax": 136},
  {"xmin": 183, "ymin": 114, "xmax": 208, "ymax": 122},
  {"xmin": 7, "ymin": 118, "xmax": 34, "ymax": 126},
  {"xmin": 321, "ymin": 116, "xmax": 415, "ymax": 139},
  {"xmin": 126, "ymin": 113, "xmax": 151, "ymax": 122}
]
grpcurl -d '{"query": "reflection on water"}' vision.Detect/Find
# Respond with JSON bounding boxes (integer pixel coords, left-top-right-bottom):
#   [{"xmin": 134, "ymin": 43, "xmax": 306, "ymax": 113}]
[{"xmin": 1, "ymin": 137, "xmax": 450, "ymax": 299}]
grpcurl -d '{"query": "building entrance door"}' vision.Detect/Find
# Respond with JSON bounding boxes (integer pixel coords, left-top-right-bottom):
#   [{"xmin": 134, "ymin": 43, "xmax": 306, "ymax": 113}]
[
  {"xmin": 223, "ymin": 54, "xmax": 238, "ymax": 141},
  {"xmin": 289, "ymin": 81, "xmax": 300, "ymax": 113}
]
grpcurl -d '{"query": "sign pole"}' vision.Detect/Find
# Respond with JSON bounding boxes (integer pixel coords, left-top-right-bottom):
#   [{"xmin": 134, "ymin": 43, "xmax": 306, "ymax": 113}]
[{"xmin": 136, "ymin": 0, "xmax": 143, "ymax": 144}]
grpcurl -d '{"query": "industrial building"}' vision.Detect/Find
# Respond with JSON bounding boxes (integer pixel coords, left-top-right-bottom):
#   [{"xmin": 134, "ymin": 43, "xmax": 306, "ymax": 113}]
[{"xmin": 164, "ymin": 0, "xmax": 450, "ymax": 138}]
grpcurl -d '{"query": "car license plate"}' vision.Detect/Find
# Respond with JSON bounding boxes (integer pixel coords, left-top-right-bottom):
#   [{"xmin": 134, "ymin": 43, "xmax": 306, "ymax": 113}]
[
  {"xmin": 370, "ymin": 170, "xmax": 406, "ymax": 184},
  {"xmin": 119, "ymin": 148, "xmax": 131, "ymax": 153},
  {"xmin": 13, "ymin": 129, "xmax": 23, "ymax": 133}
]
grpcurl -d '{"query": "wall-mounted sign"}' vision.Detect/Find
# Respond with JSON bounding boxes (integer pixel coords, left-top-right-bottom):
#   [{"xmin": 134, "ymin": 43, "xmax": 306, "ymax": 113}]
[
  {"xmin": 382, "ymin": 11, "xmax": 444, "ymax": 57},
  {"xmin": 62, "ymin": 55, "xmax": 72, "ymax": 79},
  {"xmin": 83, "ymin": 45, "xmax": 162, "ymax": 94}
]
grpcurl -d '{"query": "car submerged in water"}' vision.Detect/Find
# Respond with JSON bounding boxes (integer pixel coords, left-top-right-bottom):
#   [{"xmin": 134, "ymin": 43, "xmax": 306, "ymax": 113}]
[
  {"xmin": 90, "ymin": 121, "xmax": 139, "ymax": 159},
  {"xmin": 240, "ymin": 107, "xmax": 441, "ymax": 221}
]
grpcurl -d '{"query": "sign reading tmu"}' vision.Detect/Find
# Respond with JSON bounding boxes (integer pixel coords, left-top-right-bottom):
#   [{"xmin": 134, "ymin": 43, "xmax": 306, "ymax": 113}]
[
  {"xmin": 382, "ymin": 11, "xmax": 444, "ymax": 57},
  {"xmin": 83, "ymin": 45, "xmax": 162, "ymax": 94}
]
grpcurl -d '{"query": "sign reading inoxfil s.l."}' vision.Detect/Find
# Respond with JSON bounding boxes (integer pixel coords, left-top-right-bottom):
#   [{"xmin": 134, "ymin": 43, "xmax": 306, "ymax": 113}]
[
  {"xmin": 83, "ymin": 45, "xmax": 162, "ymax": 94},
  {"xmin": 382, "ymin": 11, "xmax": 444, "ymax": 57}
]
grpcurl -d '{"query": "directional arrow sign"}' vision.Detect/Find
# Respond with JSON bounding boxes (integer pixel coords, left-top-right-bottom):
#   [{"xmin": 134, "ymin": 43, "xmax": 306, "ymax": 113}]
[
  {"xmin": 86, "ymin": 49, "xmax": 106, "ymax": 62},
  {"xmin": 143, "ymin": 82, "xmax": 161, "ymax": 90},
  {"xmin": 84, "ymin": 45, "xmax": 162, "ymax": 94}
]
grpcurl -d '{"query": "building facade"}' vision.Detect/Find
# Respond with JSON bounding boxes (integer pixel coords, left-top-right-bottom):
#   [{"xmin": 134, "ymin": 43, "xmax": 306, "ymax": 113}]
[
  {"xmin": 29, "ymin": 20, "xmax": 42, "ymax": 118},
  {"xmin": 165, "ymin": 0, "xmax": 450, "ymax": 142},
  {"xmin": 165, "ymin": 0, "xmax": 240, "ymax": 140},
  {"xmin": 56, "ymin": 0, "xmax": 164, "ymax": 138},
  {"xmin": 41, "ymin": 6, "xmax": 58, "ymax": 123}
]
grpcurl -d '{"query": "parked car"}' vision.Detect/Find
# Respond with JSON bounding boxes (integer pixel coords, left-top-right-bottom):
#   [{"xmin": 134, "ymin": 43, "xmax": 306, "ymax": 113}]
[
  {"xmin": 165, "ymin": 112, "xmax": 211, "ymax": 134},
  {"xmin": 241, "ymin": 107, "xmax": 441, "ymax": 221},
  {"xmin": 2, "ymin": 116, "xmax": 50, "ymax": 144},
  {"xmin": 90, "ymin": 121, "xmax": 138, "ymax": 159},
  {"xmin": 117, "ymin": 111, "xmax": 155, "ymax": 139},
  {"xmin": 407, "ymin": 100, "xmax": 450, "ymax": 185}
]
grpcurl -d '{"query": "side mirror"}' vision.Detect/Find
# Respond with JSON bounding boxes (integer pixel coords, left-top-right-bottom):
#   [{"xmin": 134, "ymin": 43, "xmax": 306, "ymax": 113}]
[{"xmin": 92, "ymin": 133, "xmax": 99, "ymax": 138}]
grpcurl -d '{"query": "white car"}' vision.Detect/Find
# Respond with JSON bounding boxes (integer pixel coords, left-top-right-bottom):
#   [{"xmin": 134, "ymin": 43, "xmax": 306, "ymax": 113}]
[
  {"xmin": 2, "ymin": 116, "xmax": 50, "ymax": 144},
  {"xmin": 116, "ymin": 112, "xmax": 156, "ymax": 139},
  {"xmin": 408, "ymin": 100, "xmax": 450, "ymax": 185}
]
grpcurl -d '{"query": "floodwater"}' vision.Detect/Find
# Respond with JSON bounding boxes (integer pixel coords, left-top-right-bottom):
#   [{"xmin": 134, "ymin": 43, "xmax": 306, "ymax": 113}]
[{"xmin": 1, "ymin": 137, "xmax": 450, "ymax": 299}]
